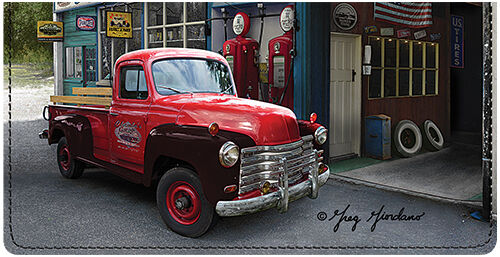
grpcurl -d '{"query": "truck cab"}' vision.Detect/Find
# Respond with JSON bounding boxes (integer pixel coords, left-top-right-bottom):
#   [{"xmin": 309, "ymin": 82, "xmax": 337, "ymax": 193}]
[{"xmin": 43, "ymin": 48, "xmax": 330, "ymax": 237}]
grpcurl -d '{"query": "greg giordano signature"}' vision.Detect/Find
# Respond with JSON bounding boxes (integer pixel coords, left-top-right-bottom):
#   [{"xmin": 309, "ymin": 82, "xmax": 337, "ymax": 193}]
[{"xmin": 317, "ymin": 205, "xmax": 425, "ymax": 232}]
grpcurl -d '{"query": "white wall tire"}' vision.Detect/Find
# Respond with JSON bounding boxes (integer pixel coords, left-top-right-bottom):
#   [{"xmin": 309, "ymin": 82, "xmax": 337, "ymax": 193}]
[
  {"xmin": 393, "ymin": 120, "xmax": 422, "ymax": 157},
  {"xmin": 422, "ymin": 120, "xmax": 444, "ymax": 151}
]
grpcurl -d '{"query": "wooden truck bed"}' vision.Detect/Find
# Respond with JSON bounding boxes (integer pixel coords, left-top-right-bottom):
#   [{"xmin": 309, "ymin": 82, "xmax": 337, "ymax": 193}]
[{"xmin": 50, "ymin": 87, "xmax": 112, "ymax": 108}]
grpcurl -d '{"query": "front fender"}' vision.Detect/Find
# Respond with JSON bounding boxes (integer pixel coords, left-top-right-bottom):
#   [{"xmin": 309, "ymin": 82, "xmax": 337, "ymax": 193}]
[
  {"xmin": 297, "ymin": 119, "xmax": 326, "ymax": 150},
  {"xmin": 144, "ymin": 124, "xmax": 255, "ymax": 206}
]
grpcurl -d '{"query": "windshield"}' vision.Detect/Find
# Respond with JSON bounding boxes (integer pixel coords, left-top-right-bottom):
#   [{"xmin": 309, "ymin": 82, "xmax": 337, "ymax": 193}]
[{"xmin": 152, "ymin": 58, "xmax": 235, "ymax": 95}]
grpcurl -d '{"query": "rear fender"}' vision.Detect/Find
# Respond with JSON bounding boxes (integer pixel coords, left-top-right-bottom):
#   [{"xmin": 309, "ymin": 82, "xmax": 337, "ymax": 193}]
[{"xmin": 49, "ymin": 114, "xmax": 94, "ymax": 160}]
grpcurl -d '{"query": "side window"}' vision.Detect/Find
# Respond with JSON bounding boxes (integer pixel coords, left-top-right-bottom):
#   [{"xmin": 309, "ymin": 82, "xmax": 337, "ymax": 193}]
[
  {"xmin": 65, "ymin": 46, "xmax": 83, "ymax": 79},
  {"xmin": 119, "ymin": 66, "xmax": 148, "ymax": 100}
]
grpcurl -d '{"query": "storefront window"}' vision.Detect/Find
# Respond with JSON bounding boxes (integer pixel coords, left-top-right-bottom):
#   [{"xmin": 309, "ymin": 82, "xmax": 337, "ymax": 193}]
[
  {"xmin": 65, "ymin": 47, "xmax": 74, "ymax": 78},
  {"xmin": 65, "ymin": 47, "xmax": 84, "ymax": 79},
  {"xmin": 368, "ymin": 36, "xmax": 439, "ymax": 99},
  {"xmin": 85, "ymin": 47, "xmax": 97, "ymax": 82},
  {"xmin": 187, "ymin": 24, "xmax": 205, "ymax": 49},
  {"xmin": 145, "ymin": 2, "xmax": 206, "ymax": 49},
  {"xmin": 148, "ymin": 2, "xmax": 163, "ymax": 26},
  {"xmin": 166, "ymin": 2, "xmax": 183, "ymax": 24},
  {"xmin": 98, "ymin": 3, "xmax": 144, "ymax": 81},
  {"xmin": 74, "ymin": 47, "xmax": 83, "ymax": 78},
  {"xmin": 186, "ymin": 2, "xmax": 206, "ymax": 22},
  {"xmin": 97, "ymin": 2, "xmax": 206, "ymax": 81},
  {"xmin": 148, "ymin": 28, "xmax": 164, "ymax": 48}
]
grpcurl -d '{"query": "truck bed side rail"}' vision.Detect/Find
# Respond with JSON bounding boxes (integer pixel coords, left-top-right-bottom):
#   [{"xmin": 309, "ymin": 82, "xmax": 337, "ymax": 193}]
[{"xmin": 50, "ymin": 87, "xmax": 112, "ymax": 108}]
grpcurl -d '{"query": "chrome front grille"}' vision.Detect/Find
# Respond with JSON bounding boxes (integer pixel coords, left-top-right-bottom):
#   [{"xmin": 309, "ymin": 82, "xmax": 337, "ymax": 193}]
[{"xmin": 239, "ymin": 135, "xmax": 317, "ymax": 195}]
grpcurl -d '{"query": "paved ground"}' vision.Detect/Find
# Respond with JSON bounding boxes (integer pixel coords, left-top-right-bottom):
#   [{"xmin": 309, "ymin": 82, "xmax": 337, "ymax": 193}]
[
  {"xmin": 332, "ymin": 143, "xmax": 482, "ymax": 202},
  {"xmin": 3, "ymin": 117, "xmax": 496, "ymax": 254}
]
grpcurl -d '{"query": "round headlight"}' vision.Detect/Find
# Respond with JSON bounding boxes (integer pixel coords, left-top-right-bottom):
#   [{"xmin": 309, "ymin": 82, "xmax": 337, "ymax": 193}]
[
  {"xmin": 219, "ymin": 141, "xmax": 240, "ymax": 168},
  {"xmin": 314, "ymin": 126, "xmax": 328, "ymax": 145}
]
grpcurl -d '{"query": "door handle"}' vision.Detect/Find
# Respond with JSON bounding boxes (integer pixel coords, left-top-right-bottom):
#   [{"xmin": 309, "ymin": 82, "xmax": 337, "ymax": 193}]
[
  {"xmin": 110, "ymin": 112, "xmax": 119, "ymax": 116},
  {"xmin": 352, "ymin": 69, "xmax": 356, "ymax": 82}
]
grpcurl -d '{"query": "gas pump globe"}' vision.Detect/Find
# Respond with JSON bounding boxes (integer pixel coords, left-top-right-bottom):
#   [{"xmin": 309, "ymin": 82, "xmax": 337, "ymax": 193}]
[
  {"xmin": 268, "ymin": 5, "xmax": 295, "ymax": 110},
  {"xmin": 222, "ymin": 12, "xmax": 260, "ymax": 100}
]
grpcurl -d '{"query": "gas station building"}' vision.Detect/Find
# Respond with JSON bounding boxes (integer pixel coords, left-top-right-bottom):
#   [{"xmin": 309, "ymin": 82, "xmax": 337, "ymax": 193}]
[{"xmin": 52, "ymin": 2, "xmax": 484, "ymax": 162}]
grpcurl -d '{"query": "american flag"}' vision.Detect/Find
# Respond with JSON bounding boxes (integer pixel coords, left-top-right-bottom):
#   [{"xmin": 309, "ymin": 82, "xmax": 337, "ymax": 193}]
[{"xmin": 374, "ymin": 2, "xmax": 432, "ymax": 28}]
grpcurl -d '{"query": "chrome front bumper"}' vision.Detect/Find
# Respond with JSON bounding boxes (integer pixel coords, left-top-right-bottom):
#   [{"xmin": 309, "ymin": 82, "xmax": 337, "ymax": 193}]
[{"xmin": 215, "ymin": 166, "xmax": 330, "ymax": 217}]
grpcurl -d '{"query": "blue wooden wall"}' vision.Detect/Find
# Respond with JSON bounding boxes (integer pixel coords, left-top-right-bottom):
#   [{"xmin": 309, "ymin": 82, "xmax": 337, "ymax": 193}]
[
  {"xmin": 294, "ymin": 3, "xmax": 331, "ymax": 154},
  {"xmin": 62, "ymin": 6, "xmax": 97, "ymax": 95}
]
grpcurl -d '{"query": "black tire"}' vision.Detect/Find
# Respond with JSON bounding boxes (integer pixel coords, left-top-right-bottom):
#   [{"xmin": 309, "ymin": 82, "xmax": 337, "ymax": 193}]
[
  {"xmin": 156, "ymin": 167, "xmax": 215, "ymax": 238},
  {"xmin": 56, "ymin": 137, "xmax": 84, "ymax": 179},
  {"xmin": 421, "ymin": 120, "xmax": 444, "ymax": 151},
  {"xmin": 393, "ymin": 120, "xmax": 422, "ymax": 157}
]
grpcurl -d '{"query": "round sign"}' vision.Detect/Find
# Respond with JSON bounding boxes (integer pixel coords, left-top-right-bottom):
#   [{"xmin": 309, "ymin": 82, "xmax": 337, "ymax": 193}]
[
  {"xmin": 280, "ymin": 5, "xmax": 294, "ymax": 32},
  {"xmin": 333, "ymin": 3, "xmax": 358, "ymax": 31},
  {"xmin": 233, "ymin": 12, "xmax": 250, "ymax": 36}
]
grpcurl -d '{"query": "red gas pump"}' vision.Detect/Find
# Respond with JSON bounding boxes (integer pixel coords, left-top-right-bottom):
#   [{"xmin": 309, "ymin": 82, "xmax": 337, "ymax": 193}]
[
  {"xmin": 268, "ymin": 5, "xmax": 295, "ymax": 110},
  {"xmin": 222, "ymin": 12, "xmax": 260, "ymax": 99}
]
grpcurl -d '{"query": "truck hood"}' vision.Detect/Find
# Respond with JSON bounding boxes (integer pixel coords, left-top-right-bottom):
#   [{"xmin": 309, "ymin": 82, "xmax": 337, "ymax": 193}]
[{"xmin": 173, "ymin": 94, "xmax": 301, "ymax": 145}]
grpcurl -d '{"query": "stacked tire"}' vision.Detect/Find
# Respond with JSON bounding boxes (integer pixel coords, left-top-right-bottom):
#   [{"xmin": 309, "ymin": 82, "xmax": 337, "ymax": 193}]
[{"xmin": 393, "ymin": 119, "xmax": 444, "ymax": 157}]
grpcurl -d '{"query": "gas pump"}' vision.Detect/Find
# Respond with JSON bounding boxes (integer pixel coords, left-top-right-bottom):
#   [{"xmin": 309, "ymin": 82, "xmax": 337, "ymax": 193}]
[
  {"xmin": 268, "ymin": 5, "xmax": 295, "ymax": 110},
  {"xmin": 222, "ymin": 12, "xmax": 260, "ymax": 99}
]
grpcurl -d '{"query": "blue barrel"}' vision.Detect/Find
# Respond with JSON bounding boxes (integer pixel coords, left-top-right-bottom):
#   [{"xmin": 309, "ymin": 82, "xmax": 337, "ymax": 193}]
[{"xmin": 365, "ymin": 115, "xmax": 391, "ymax": 160}]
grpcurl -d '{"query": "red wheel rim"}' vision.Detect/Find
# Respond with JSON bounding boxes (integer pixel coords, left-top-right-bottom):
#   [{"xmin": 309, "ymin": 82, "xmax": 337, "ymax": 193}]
[
  {"xmin": 59, "ymin": 145, "xmax": 70, "ymax": 170},
  {"xmin": 166, "ymin": 181, "xmax": 201, "ymax": 225}
]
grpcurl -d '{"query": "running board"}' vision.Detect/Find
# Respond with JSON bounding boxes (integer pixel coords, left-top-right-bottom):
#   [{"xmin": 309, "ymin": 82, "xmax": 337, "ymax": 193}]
[{"xmin": 329, "ymin": 153, "xmax": 358, "ymax": 163}]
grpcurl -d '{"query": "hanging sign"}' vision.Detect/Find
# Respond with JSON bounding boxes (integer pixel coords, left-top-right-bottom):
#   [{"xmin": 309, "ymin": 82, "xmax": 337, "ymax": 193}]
[
  {"xmin": 280, "ymin": 5, "xmax": 295, "ymax": 32},
  {"xmin": 333, "ymin": 3, "xmax": 357, "ymax": 31},
  {"xmin": 397, "ymin": 29, "xmax": 411, "ymax": 38},
  {"xmin": 106, "ymin": 11, "xmax": 132, "ymax": 38},
  {"xmin": 451, "ymin": 15, "xmax": 464, "ymax": 68},
  {"xmin": 414, "ymin": 30, "xmax": 427, "ymax": 40},
  {"xmin": 37, "ymin": 21, "xmax": 63, "ymax": 42},
  {"xmin": 76, "ymin": 15, "xmax": 96, "ymax": 31}
]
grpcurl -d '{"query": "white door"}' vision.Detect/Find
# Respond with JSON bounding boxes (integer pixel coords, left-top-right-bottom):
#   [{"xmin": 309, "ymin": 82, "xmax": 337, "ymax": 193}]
[{"xmin": 329, "ymin": 33, "xmax": 361, "ymax": 158}]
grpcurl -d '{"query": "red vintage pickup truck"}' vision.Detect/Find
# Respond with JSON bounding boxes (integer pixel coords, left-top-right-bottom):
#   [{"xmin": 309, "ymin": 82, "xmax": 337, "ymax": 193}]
[{"xmin": 41, "ymin": 48, "xmax": 330, "ymax": 237}]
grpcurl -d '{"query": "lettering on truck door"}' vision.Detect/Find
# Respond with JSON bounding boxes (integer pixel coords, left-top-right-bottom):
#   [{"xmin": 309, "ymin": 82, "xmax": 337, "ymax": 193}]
[{"xmin": 109, "ymin": 61, "xmax": 150, "ymax": 173}]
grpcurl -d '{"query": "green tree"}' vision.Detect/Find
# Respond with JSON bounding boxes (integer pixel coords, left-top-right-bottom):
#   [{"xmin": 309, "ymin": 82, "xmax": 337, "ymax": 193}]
[{"xmin": 4, "ymin": 2, "xmax": 53, "ymax": 64}]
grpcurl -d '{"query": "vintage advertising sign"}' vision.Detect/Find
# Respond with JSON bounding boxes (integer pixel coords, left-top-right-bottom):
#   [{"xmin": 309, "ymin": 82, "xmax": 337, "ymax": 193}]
[
  {"xmin": 76, "ymin": 15, "xmax": 96, "ymax": 31},
  {"xmin": 430, "ymin": 33, "xmax": 441, "ymax": 41},
  {"xmin": 106, "ymin": 11, "xmax": 132, "ymax": 38},
  {"xmin": 414, "ymin": 29, "xmax": 427, "ymax": 40},
  {"xmin": 37, "ymin": 21, "xmax": 63, "ymax": 42},
  {"xmin": 233, "ymin": 12, "xmax": 252, "ymax": 36},
  {"xmin": 396, "ymin": 29, "xmax": 411, "ymax": 38},
  {"xmin": 280, "ymin": 5, "xmax": 295, "ymax": 32},
  {"xmin": 451, "ymin": 15, "xmax": 464, "ymax": 68},
  {"xmin": 333, "ymin": 3, "xmax": 358, "ymax": 31},
  {"xmin": 380, "ymin": 27, "xmax": 394, "ymax": 36},
  {"xmin": 364, "ymin": 25, "xmax": 377, "ymax": 34}
]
